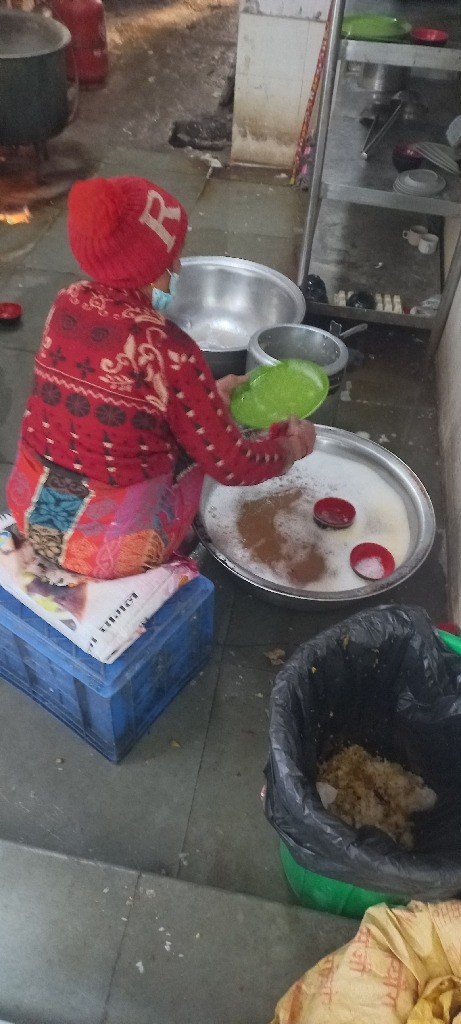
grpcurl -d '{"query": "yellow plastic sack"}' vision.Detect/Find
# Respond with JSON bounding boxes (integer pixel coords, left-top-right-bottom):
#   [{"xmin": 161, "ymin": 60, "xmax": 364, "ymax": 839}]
[{"xmin": 271, "ymin": 901, "xmax": 461, "ymax": 1024}]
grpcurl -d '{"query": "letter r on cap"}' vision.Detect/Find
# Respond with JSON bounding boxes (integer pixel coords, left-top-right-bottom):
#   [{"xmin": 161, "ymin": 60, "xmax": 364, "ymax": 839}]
[{"xmin": 139, "ymin": 189, "xmax": 181, "ymax": 252}]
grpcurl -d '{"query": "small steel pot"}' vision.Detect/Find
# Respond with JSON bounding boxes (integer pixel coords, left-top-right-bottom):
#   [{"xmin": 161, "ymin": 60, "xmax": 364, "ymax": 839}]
[
  {"xmin": 246, "ymin": 323, "xmax": 349, "ymax": 424},
  {"xmin": 359, "ymin": 63, "xmax": 408, "ymax": 107}
]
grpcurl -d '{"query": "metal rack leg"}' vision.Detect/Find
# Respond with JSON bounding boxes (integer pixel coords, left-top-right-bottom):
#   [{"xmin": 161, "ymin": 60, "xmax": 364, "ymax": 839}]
[
  {"xmin": 426, "ymin": 227, "xmax": 461, "ymax": 364},
  {"xmin": 297, "ymin": 0, "xmax": 348, "ymax": 290}
]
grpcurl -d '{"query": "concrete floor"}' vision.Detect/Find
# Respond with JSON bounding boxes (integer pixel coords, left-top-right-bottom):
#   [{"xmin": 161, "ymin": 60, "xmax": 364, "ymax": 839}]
[
  {"xmin": 0, "ymin": 6, "xmax": 448, "ymax": 1017},
  {"xmin": 65, "ymin": 0, "xmax": 238, "ymax": 156},
  {"xmin": 0, "ymin": 840, "xmax": 357, "ymax": 1024}
]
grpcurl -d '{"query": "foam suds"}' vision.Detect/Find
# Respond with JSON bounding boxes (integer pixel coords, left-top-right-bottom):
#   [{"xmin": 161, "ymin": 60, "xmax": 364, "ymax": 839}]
[
  {"xmin": 204, "ymin": 450, "xmax": 411, "ymax": 593},
  {"xmin": 353, "ymin": 555, "xmax": 387, "ymax": 580},
  {"xmin": 190, "ymin": 319, "xmax": 248, "ymax": 351}
]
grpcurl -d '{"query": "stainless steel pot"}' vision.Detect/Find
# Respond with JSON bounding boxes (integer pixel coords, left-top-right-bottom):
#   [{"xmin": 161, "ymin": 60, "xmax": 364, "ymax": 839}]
[
  {"xmin": 359, "ymin": 63, "xmax": 408, "ymax": 108},
  {"xmin": 246, "ymin": 323, "xmax": 349, "ymax": 424},
  {"xmin": 168, "ymin": 256, "xmax": 306, "ymax": 378},
  {"xmin": 0, "ymin": 11, "xmax": 72, "ymax": 147}
]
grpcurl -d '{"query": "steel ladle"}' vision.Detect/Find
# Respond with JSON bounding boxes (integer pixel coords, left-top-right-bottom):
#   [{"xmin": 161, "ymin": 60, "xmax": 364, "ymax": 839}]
[{"xmin": 361, "ymin": 91, "xmax": 426, "ymax": 160}]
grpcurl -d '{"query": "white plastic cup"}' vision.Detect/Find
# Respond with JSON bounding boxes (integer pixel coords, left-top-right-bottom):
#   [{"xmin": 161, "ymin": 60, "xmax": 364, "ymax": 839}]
[
  {"xmin": 418, "ymin": 233, "xmax": 439, "ymax": 255},
  {"xmin": 402, "ymin": 225, "xmax": 429, "ymax": 246}
]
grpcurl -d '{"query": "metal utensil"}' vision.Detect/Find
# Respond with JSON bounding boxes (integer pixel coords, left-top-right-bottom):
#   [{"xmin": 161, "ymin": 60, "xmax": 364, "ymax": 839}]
[
  {"xmin": 361, "ymin": 90, "xmax": 427, "ymax": 159},
  {"xmin": 361, "ymin": 113, "xmax": 381, "ymax": 154},
  {"xmin": 329, "ymin": 321, "xmax": 368, "ymax": 340},
  {"xmin": 362, "ymin": 92, "xmax": 407, "ymax": 159}
]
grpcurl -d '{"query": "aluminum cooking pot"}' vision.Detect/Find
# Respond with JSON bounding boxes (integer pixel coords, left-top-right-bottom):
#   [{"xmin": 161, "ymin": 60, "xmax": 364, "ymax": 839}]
[
  {"xmin": 0, "ymin": 11, "xmax": 73, "ymax": 147},
  {"xmin": 168, "ymin": 256, "xmax": 306, "ymax": 379},
  {"xmin": 359, "ymin": 63, "xmax": 408, "ymax": 107}
]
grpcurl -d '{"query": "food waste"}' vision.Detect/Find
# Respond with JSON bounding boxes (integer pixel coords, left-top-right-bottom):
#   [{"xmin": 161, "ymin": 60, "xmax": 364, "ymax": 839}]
[{"xmin": 317, "ymin": 744, "xmax": 437, "ymax": 849}]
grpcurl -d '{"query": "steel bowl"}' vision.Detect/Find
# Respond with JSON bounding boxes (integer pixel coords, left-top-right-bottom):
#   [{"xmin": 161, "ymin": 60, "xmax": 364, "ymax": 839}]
[
  {"xmin": 246, "ymin": 324, "xmax": 349, "ymax": 425},
  {"xmin": 195, "ymin": 425, "xmax": 435, "ymax": 608},
  {"xmin": 168, "ymin": 256, "xmax": 305, "ymax": 378}
]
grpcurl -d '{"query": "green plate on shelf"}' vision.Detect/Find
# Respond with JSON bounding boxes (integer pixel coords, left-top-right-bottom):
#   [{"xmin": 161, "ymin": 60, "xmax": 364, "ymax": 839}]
[
  {"xmin": 341, "ymin": 14, "xmax": 411, "ymax": 41},
  {"xmin": 230, "ymin": 359, "xmax": 329, "ymax": 430}
]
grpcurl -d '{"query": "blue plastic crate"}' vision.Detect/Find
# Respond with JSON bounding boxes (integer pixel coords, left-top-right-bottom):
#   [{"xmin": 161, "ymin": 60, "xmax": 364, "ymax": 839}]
[{"xmin": 0, "ymin": 576, "xmax": 214, "ymax": 762}]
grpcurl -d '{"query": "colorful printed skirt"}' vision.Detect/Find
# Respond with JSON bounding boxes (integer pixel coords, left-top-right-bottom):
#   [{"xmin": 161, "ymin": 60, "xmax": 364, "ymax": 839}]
[{"xmin": 6, "ymin": 442, "xmax": 204, "ymax": 580}]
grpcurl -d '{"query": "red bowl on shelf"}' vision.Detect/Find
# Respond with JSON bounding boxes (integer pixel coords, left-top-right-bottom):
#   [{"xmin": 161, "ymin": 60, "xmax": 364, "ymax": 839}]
[
  {"xmin": 437, "ymin": 622, "xmax": 461, "ymax": 637},
  {"xmin": 392, "ymin": 143, "xmax": 422, "ymax": 173},
  {"xmin": 0, "ymin": 302, "xmax": 23, "ymax": 323},
  {"xmin": 350, "ymin": 542, "xmax": 395, "ymax": 581},
  {"xmin": 313, "ymin": 497, "xmax": 356, "ymax": 529},
  {"xmin": 410, "ymin": 27, "xmax": 448, "ymax": 46}
]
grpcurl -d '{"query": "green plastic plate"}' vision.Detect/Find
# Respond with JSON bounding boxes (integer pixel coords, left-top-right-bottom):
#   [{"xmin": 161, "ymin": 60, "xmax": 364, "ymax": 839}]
[
  {"xmin": 341, "ymin": 14, "xmax": 411, "ymax": 41},
  {"xmin": 230, "ymin": 359, "xmax": 329, "ymax": 430}
]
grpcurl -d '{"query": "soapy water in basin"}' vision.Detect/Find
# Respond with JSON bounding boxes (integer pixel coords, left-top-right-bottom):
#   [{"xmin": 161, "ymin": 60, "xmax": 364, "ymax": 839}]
[
  {"xmin": 174, "ymin": 316, "xmax": 249, "ymax": 351},
  {"xmin": 203, "ymin": 450, "xmax": 411, "ymax": 592}
]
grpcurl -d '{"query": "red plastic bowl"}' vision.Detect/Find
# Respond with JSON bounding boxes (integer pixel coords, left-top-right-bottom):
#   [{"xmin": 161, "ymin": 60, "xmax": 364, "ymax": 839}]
[
  {"xmin": 313, "ymin": 497, "xmax": 356, "ymax": 529},
  {"xmin": 410, "ymin": 27, "xmax": 448, "ymax": 46},
  {"xmin": 0, "ymin": 302, "xmax": 23, "ymax": 322},
  {"xmin": 437, "ymin": 622, "xmax": 461, "ymax": 637},
  {"xmin": 392, "ymin": 143, "xmax": 423, "ymax": 173},
  {"xmin": 350, "ymin": 542, "xmax": 395, "ymax": 581}
]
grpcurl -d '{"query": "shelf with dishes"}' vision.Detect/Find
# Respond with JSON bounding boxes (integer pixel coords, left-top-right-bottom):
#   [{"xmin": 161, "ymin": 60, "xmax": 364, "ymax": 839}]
[
  {"xmin": 298, "ymin": 0, "xmax": 461, "ymax": 347},
  {"xmin": 340, "ymin": 39, "xmax": 461, "ymax": 72},
  {"xmin": 340, "ymin": 5, "xmax": 461, "ymax": 69},
  {"xmin": 304, "ymin": 300, "xmax": 434, "ymax": 330},
  {"xmin": 321, "ymin": 100, "xmax": 461, "ymax": 215}
]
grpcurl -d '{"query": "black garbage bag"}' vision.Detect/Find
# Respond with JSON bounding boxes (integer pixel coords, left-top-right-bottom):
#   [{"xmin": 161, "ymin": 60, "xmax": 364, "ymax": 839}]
[{"xmin": 265, "ymin": 605, "xmax": 461, "ymax": 901}]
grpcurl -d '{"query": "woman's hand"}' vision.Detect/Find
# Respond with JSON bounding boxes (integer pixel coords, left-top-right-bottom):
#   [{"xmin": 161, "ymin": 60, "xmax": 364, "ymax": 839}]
[
  {"xmin": 216, "ymin": 373, "xmax": 249, "ymax": 409},
  {"xmin": 278, "ymin": 416, "xmax": 316, "ymax": 469}
]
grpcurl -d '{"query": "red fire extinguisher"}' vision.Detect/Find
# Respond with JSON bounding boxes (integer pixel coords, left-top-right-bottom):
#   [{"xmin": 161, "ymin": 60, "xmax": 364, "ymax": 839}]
[{"xmin": 52, "ymin": 0, "xmax": 109, "ymax": 87}]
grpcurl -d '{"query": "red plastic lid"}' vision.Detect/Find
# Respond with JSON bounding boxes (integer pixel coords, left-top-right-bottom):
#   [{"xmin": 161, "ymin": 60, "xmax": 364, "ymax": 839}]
[
  {"xmin": 350, "ymin": 542, "xmax": 395, "ymax": 580},
  {"xmin": 313, "ymin": 497, "xmax": 356, "ymax": 529},
  {"xmin": 0, "ymin": 302, "xmax": 23, "ymax": 321},
  {"xmin": 410, "ymin": 27, "xmax": 448, "ymax": 44}
]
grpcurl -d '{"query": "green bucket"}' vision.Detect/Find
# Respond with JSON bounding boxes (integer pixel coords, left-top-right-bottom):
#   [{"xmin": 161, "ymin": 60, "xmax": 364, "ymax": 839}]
[
  {"xmin": 280, "ymin": 843, "xmax": 406, "ymax": 918},
  {"xmin": 437, "ymin": 629, "xmax": 461, "ymax": 656}
]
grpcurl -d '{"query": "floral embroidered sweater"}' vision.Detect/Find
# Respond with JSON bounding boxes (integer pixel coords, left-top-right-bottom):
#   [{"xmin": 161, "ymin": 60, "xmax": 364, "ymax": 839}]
[{"xmin": 21, "ymin": 282, "xmax": 286, "ymax": 488}]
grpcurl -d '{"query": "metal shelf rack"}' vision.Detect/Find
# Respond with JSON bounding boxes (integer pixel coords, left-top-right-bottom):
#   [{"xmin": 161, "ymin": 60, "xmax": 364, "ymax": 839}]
[{"xmin": 298, "ymin": 0, "xmax": 461, "ymax": 355}]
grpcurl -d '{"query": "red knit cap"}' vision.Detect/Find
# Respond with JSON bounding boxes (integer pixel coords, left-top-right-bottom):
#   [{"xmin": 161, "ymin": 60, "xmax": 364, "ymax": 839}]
[{"xmin": 68, "ymin": 176, "xmax": 188, "ymax": 289}]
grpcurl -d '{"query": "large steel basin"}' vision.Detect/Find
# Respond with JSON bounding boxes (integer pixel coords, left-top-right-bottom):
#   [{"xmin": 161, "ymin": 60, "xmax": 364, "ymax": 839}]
[
  {"xmin": 168, "ymin": 256, "xmax": 305, "ymax": 378},
  {"xmin": 195, "ymin": 425, "xmax": 436, "ymax": 608}
]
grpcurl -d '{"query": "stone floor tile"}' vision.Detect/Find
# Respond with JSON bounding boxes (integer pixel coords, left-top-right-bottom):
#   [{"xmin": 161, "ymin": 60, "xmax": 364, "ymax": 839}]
[
  {"xmin": 97, "ymin": 146, "xmax": 209, "ymax": 179},
  {"xmin": 0, "ymin": 659, "xmax": 219, "ymax": 874},
  {"xmin": 0, "ymin": 268, "xmax": 79, "ymax": 353},
  {"xmin": 200, "ymin": 551, "xmax": 235, "ymax": 646},
  {"xmin": 0, "ymin": 206, "xmax": 60, "ymax": 269},
  {"xmin": 184, "ymin": 225, "xmax": 300, "ymax": 277},
  {"xmin": 0, "ymin": 841, "xmax": 135, "ymax": 1024},
  {"xmin": 178, "ymin": 661, "xmax": 296, "ymax": 902},
  {"xmin": 189, "ymin": 180, "xmax": 304, "ymax": 238},
  {"xmin": 340, "ymin": 329, "xmax": 433, "ymax": 407},
  {"xmin": 24, "ymin": 215, "xmax": 82, "ymax": 275},
  {"xmin": 0, "ymin": 347, "xmax": 35, "ymax": 464},
  {"xmin": 0, "ymin": 462, "xmax": 12, "ymax": 509},
  {"xmin": 104, "ymin": 872, "xmax": 357, "ymax": 1024}
]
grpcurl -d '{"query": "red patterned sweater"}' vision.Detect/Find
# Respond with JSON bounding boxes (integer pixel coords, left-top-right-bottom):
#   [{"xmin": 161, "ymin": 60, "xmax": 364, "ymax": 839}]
[{"xmin": 21, "ymin": 281, "xmax": 286, "ymax": 488}]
